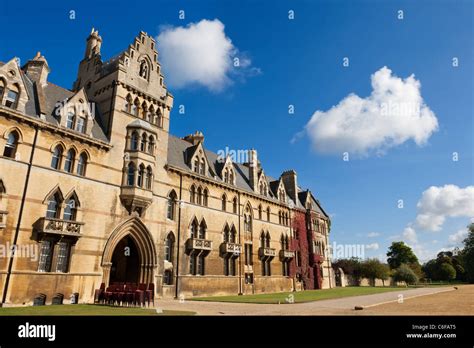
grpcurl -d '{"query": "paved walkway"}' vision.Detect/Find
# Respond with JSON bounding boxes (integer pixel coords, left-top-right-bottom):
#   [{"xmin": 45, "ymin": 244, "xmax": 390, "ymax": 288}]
[{"xmin": 155, "ymin": 287, "xmax": 455, "ymax": 315}]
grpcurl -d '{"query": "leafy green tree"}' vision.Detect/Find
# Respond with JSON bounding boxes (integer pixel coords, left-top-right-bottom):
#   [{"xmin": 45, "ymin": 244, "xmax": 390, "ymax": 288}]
[
  {"xmin": 361, "ymin": 259, "xmax": 390, "ymax": 286},
  {"xmin": 332, "ymin": 257, "xmax": 364, "ymax": 285},
  {"xmin": 392, "ymin": 264, "xmax": 418, "ymax": 285},
  {"xmin": 462, "ymin": 223, "xmax": 474, "ymax": 283},
  {"xmin": 387, "ymin": 242, "xmax": 419, "ymax": 269},
  {"xmin": 438, "ymin": 263, "xmax": 456, "ymax": 281}
]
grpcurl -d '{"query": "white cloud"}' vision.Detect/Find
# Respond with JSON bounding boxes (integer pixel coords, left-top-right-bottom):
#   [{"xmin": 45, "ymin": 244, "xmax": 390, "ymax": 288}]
[
  {"xmin": 157, "ymin": 19, "xmax": 258, "ymax": 91},
  {"xmin": 365, "ymin": 243, "xmax": 379, "ymax": 250},
  {"xmin": 367, "ymin": 232, "xmax": 380, "ymax": 238},
  {"xmin": 448, "ymin": 229, "xmax": 468, "ymax": 245},
  {"xmin": 402, "ymin": 226, "xmax": 418, "ymax": 243},
  {"xmin": 304, "ymin": 66, "xmax": 438, "ymax": 156},
  {"xmin": 415, "ymin": 185, "xmax": 474, "ymax": 231}
]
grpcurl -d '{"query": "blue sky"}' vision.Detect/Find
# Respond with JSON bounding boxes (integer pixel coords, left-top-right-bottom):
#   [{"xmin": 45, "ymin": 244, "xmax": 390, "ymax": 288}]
[{"xmin": 3, "ymin": 0, "xmax": 473, "ymax": 262}]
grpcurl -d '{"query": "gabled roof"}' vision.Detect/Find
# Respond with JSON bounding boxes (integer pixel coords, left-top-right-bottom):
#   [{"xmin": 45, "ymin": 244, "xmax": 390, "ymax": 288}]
[{"xmin": 167, "ymin": 134, "xmax": 327, "ymax": 214}]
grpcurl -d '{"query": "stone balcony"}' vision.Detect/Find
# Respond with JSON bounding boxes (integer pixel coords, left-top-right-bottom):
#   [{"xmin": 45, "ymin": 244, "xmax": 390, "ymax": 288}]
[
  {"xmin": 185, "ymin": 238, "xmax": 213, "ymax": 254},
  {"xmin": 0, "ymin": 210, "xmax": 7, "ymax": 229},
  {"xmin": 258, "ymin": 247, "xmax": 276, "ymax": 259},
  {"xmin": 36, "ymin": 217, "xmax": 84, "ymax": 237},
  {"xmin": 279, "ymin": 250, "xmax": 295, "ymax": 261},
  {"xmin": 220, "ymin": 242, "xmax": 242, "ymax": 255},
  {"xmin": 120, "ymin": 186, "xmax": 153, "ymax": 215}
]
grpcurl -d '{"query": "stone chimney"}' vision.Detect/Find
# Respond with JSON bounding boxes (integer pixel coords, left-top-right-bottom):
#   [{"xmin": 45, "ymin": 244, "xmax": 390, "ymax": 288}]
[
  {"xmin": 281, "ymin": 170, "xmax": 298, "ymax": 203},
  {"xmin": 22, "ymin": 52, "xmax": 50, "ymax": 86},
  {"xmin": 248, "ymin": 149, "xmax": 258, "ymax": 192},
  {"xmin": 183, "ymin": 131, "xmax": 205, "ymax": 145},
  {"xmin": 84, "ymin": 28, "xmax": 102, "ymax": 59}
]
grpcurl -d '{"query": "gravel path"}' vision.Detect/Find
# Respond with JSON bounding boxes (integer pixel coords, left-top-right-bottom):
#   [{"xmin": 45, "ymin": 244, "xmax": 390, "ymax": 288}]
[{"xmin": 154, "ymin": 286, "xmax": 456, "ymax": 315}]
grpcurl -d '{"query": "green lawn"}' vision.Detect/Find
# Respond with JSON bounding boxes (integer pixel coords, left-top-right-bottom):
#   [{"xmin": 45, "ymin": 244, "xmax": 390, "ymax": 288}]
[
  {"xmin": 192, "ymin": 286, "xmax": 412, "ymax": 304},
  {"xmin": 0, "ymin": 304, "xmax": 195, "ymax": 316}
]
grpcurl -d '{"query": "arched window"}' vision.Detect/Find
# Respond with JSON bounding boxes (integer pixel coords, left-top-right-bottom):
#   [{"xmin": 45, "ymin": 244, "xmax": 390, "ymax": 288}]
[
  {"xmin": 124, "ymin": 94, "xmax": 132, "ymax": 113},
  {"xmin": 77, "ymin": 152, "xmax": 87, "ymax": 176},
  {"xmin": 265, "ymin": 232, "xmax": 271, "ymax": 248},
  {"xmin": 148, "ymin": 135, "xmax": 155, "ymax": 154},
  {"xmin": 64, "ymin": 149, "xmax": 75, "ymax": 173},
  {"xmin": 229, "ymin": 170, "xmax": 234, "ymax": 185},
  {"xmin": 130, "ymin": 131, "xmax": 139, "ymax": 150},
  {"xmin": 197, "ymin": 186, "xmax": 202, "ymax": 205},
  {"xmin": 76, "ymin": 116, "xmax": 86, "ymax": 133},
  {"xmin": 127, "ymin": 162, "xmax": 135, "ymax": 186},
  {"xmin": 199, "ymin": 220, "xmax": 206, "ymax": 239},
  {"xmin": 190, "ymin": 218, "xmax": 198, "ymax": 238},
  {"xmin": 165, "ymin": 232, "xmax": 175, "ymax": 262},
  {"xmin": 203, "ymin": 188, "xmax": 209, "ymax": 206},
  {"xmin": 244, "ymin": 205, "xmax": 252, "ymax": 233},
  {"xmin": 221, "ymin": 194, "xmax": 226, "ymax": 211},
  {"xmin": 145, "ymin": 166, "xmax": 152, "ymax": 190},
  {"xmin": 141, "ymin": 102, "xmax": 148, "ymax": 120},
  {"xmin": 267, "ymin": 207, "xmax": 271, "ymax": 222},
  {"xmin": 63, "ymin": 197, "xmax": 78, "ymax": 221},
  {"xmin": 0, "ymin": 80, "xmax": 5, "ymax": 104},
  {"xmin": 132, "ymin": 98, "xmax": 139, "ymax": 116},
  {"xmin": 223, "ymin": 225, "xmax": 230, "ymax": 243},
  {"xmin": 4, "ymin": 85, "xmax": 19, "ymax": 108},
  {"xmin": 148, "ymin": 105, "xmax": 155, "ymax": 123},
  {"xmin": 140, "ymin": 133, "xmax": 147, "ymax": 152},
  {"xmin": 233, "ymin": 197, "xmax": 238, "ymax": 214},
  {"xmin": 66, "ymin": 111, "xmax": 75, "ymax": 129},
  {"xmin": 193, "ymin": 158, "xmax": 199, "ymax": 173},
  {"xmin": 157, "ymin": 109, "xmax": 163, "ymax": 128},
  {"xmin": 230, "ymin": 226, "xmax": 237, "ymax": 243},
  {"xmin": 137, "ymin": 164, "xmax": 145, "ymax": 187},
  {"xmin": 260, "ymin": 232, "xmax": 265, "ymax": 248},
  {"xmin": 167, "ymin": 191, "xmax": 177, "ymax": 220},
  {"xmin": 46, "ymin": 192, "xmax": 62, "ymax": 218},
  {"xmin": 3, "ymin": 131, "xmax": 19, "ymax": 158},
  {"xmin": 258, "ymin": 205, "xmax": 262, "ymax": 220},
  {"xmin": 51, "ymin": 145, "xmax": 63, "ymax": 169},
  {"xmin": 224, "ymin": 168, "xmax": 229, "ymax": 183},
  {"xmin": 190, "ymin": 185, "xmax": 196, "ymax": 203},
  {"xmin": 200, "ymin": 158, "xmax": 206, "ymax": 175}
]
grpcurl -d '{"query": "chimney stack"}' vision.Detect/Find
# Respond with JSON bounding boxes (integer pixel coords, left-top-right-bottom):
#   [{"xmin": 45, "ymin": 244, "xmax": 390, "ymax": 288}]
[
  {"xmin": 248, "ymin": 149, "xmax": 258, "ymax": 192},
  {"xmin": 22, "ymin": 52, "xmax": 50, "ymax": 86},
  {"xmin": 281, "ymin": 170, "xmax": 298, "ymax": 203},
  {"xmin": 84, "ymin": 28, "xmax": 102, "ymax": 59},
  {"xmin": 183, "ymin": 131, "xmax": 205, "ymax": 145}
]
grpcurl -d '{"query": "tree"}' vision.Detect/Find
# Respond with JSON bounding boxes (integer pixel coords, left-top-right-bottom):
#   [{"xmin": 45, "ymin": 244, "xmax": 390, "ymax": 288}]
[
  {"xmin": 332, "ymin": 258, "xmax": 363, "ymax": 285},
  {"xmin": 361, "ymin": 259, "xmax": 390, "ymax": 286},
  {"xmin": 392, "ymin": 264, "xmax": 418, "ymax": 285},
  {"xmin": 461, "ymin": 223, "xmax": 474, "ymax": 283},
  {"xmin": 387, "ymin": 242, "xmax": 419, "ymax": 269},
  {"xmin": 438, "ymin": 263, "xmax": 456, "ymax": 281}
]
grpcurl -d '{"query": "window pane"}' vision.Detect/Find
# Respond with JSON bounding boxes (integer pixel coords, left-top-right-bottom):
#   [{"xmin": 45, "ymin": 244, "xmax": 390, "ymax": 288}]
[
  {"xmin": 56, "ymin": 242, "xmax": 71, "ymax": 273},
  {"xmin": 38, "ymin": 241, "xmax": 53, "ymax": 272}
]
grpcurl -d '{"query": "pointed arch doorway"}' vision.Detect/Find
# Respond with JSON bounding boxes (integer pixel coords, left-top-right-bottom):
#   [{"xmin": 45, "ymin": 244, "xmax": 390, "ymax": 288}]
[{"xmin": 101, "ymin": 217, "xmax": 157, "ymax": 286}]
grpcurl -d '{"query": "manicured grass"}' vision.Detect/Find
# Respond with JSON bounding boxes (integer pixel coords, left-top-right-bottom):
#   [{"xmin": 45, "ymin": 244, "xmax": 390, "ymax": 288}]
[
  {"xmin": 0, "ymin": 304, "xmax": 195, "ymax": 316},
  {"xmin": 192, "ymin": 286, "xmax": 414, "ymax": 304}
]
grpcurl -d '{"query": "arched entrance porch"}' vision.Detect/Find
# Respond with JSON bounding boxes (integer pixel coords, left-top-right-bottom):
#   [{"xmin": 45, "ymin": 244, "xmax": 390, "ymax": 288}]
[{"xmin": 101, "ymin": 217, "xmax": 157, "ymax": 286}]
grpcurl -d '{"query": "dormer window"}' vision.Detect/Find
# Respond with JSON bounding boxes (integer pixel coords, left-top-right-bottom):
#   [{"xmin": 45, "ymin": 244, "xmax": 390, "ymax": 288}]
[
  {"xmin": 66, "ymin": 112, "xmax": 75, "ymax": 129},
  {"xmin": 139, "ymin": 60, "xmax": 148, "ymax": 79},
  {"xmin": 200, "ymin": 159, "xmax": 205, "ymax": 175},
  {"xmin": 76, "ymin": 116, "xmax": 85, "ymax": 133},
  {"xmin": 4, "ymin": 89, "xmax": 19, "ymax": 109}
]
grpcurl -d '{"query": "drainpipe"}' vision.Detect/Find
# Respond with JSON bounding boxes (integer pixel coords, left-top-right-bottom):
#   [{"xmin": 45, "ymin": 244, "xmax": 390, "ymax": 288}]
[
  {"xmin": 237, "ymin": 191, "xmax": 242, "ymax": 295},
  {"xmin": 174, "ymin": 173, "xmax": 183, "ymax": 299},
  {"xmin": 1, "ymin": 125, "xmax": 39, "ymax": 306}
]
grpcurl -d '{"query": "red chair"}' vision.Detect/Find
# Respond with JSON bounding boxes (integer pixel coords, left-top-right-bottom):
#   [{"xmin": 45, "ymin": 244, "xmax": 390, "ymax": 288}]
[
  {"xmin": 145, "ymin": 283, "xmax": 155, "ymax": 307},
  {"xmin": 93, "ymin": 283, "xmax": 106, "ymax": 303}
]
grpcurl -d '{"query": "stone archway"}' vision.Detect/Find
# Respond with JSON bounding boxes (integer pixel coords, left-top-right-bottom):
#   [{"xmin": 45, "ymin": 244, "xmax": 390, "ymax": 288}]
[{"xmin": 101, "ymin": 217, "xmax": 157, "ymax": 286}]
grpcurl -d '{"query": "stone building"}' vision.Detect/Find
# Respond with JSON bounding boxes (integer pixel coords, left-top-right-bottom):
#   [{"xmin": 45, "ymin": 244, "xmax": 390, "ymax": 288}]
[{"xmin": 0, "ymin": 29, "xmax": 332, "ymax": 305}]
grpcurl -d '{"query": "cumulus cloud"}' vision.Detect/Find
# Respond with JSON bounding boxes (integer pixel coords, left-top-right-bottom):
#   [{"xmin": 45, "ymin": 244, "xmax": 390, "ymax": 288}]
[
  {"xmin": 448, "ymin": 229, "xmax": 468, "ymax": 245},
  {"xmin": 415, "ymin": 185, "xmax": 474, "ymax": 231},
  {"xmin": 367, "ymin": 232, "xmax": 380, "ymax": 238},
  {"xmin": 365, "ymin": 243, "xmax": 379, "ymax": 250},
  {"xmin": 156, "ymin": 19, "xmax": 258, "ymax": 91},
  {"xmin": 402, "ymin": 226, "xmax": 418, "ymax": 243},
  {"xmin": 304, "ymin": 66, "xmax": 438, "ymax": 156}
]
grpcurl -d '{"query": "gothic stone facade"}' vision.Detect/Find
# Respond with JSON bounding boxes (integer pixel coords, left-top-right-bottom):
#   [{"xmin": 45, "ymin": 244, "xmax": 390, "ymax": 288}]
[{"xmin": 0, "ymin": 30, "xmax": 332, "ymax": 305}]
